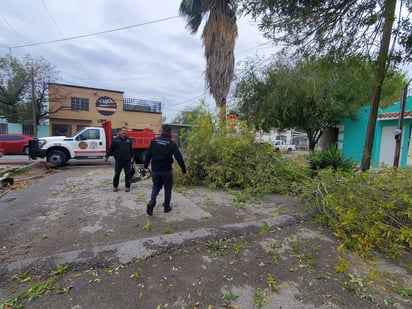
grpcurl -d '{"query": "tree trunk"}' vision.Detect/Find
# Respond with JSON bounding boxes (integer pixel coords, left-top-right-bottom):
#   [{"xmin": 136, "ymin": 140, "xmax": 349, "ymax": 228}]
[
  {"xmin": 307, "ymin": 130, "xmax": 316, "ymax": 151},
  {"xmin": 360, "ymin": 0, "xmax": 396, "ymax": 171},
  {"xmin": 219, "ymin": 104, "xmax": 227, "ymax": 125}
]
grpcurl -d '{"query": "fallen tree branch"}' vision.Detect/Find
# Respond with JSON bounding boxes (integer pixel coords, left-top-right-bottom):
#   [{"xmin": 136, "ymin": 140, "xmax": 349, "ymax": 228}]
[
  {"xmin": 0, "ymin": 188, "xmax": 10, "ymax": 198},
  {"xmin": 13, "ymin": 175, "xmax": 46, "ymax": 182}
]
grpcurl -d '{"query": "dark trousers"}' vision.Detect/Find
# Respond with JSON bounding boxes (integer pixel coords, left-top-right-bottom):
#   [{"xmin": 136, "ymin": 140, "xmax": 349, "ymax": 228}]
[
  {"xmin": 113, "ymin": 159, "xmax": 131, "ymax": 188},
  {"xmin": 150, "ymin": 170, "xmax": 173, "ymax": 207}
]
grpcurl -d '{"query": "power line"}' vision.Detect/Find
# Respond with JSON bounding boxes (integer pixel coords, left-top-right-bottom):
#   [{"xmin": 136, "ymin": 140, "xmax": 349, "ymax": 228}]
[
  {"xmin": 40, "ymin": 0, "xmax": 94, "ymax": 87},
  {"xmin": 0, "ymin": 12, "xmax": 31, "ymax": 55},
  {"xmin": 10, "ymin": 16, "xmax": 180, "ymax": 49},
  {"xmin": 0, "ymin": 8, "xmax": 274, "ymax": 118}
]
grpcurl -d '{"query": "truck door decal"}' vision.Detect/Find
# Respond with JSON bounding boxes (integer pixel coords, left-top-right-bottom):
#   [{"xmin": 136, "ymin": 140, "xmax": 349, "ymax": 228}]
[
  {"xmin": 78, "ymin": 142, "xmax": 88, "ymax": 149},
  {"xmin": 89, "ymin": 141, "xmax": 98, "ymax": 149}
]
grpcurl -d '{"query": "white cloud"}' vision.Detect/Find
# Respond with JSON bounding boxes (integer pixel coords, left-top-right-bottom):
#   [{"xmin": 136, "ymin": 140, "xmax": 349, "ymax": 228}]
[{"xmin": 0, "ymin": 0, "xmax": 279, "ymax": 121}]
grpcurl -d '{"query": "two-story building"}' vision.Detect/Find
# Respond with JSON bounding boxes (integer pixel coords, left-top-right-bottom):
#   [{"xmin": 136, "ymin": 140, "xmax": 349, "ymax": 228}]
[{"xmin": 47, "ymin": 83, "xmax": 162, "ymax": 136}]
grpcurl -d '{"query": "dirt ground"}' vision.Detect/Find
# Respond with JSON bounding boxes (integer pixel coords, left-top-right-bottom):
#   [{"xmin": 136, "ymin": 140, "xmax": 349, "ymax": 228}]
[{"xmin": 0, "ymin": 162, "xmax": 411, "ymax": 308}]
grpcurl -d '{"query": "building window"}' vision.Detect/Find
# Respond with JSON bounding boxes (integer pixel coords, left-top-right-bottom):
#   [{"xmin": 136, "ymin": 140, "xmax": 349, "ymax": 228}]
[
  {"xmin": 0, "ymin": 123, "xmax": 7, "ymax": 134},
  {"xmin": 23, "ymin": 124, "xmax": 34, "ymax": 136},
  {"xmin": 53, "ymin": 124, "xmax": 72, "ymax": 136},
  {"xmin": 71, "ymin": 97, "xmax": 89, "ymax": 111},
  {"xmin": 76, "ymin": 125, "xmax": 87, "ymax": 132}
]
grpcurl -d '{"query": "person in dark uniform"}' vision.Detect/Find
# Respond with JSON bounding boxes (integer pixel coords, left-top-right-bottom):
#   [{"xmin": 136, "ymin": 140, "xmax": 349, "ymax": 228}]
[
  {"xmin": 144, "ymin": 124, "xmax": 186, "ymax": 216},
  {"xmin": 104, "ymin": 127, "xmax": 133, "ymax": 192}
]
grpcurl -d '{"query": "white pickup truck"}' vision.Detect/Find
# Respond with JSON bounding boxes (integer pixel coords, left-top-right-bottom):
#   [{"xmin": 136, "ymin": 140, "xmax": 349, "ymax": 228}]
[
  {"xmin": 271, "ymin": 140, "xmax": 296, "ymax": 153},
  {"xmin": 28, "ymin": 120, "xmax": 157, "ymax": 167}
]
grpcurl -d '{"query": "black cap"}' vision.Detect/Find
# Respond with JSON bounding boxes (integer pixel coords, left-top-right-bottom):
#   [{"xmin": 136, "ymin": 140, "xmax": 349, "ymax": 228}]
[{"xmin": 162, "ymin": 124, "xmax": 172, "ymax": 133}]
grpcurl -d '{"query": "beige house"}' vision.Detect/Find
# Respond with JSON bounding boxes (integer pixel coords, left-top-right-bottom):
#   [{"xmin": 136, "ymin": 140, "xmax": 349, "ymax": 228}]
[{"xmin": 47, "ymin": 83, "xmax": 162, "ymax": 136}]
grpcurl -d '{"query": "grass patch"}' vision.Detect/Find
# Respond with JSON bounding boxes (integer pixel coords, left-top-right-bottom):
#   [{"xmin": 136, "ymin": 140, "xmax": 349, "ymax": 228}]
[{"xmin": 1, "ymin": 265, "xmax": 71, "ymax": 308}]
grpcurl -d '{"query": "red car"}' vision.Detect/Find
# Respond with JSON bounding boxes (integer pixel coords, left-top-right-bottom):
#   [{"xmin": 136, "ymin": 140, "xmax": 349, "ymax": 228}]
[{"xmin": 0, "ymin": 134, "xmax": 35, "ymax": 155}]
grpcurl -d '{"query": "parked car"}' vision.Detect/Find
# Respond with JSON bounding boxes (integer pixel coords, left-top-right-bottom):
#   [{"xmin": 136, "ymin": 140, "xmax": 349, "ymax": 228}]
[
  {"xmin": 270, "ymin": 140, "xmax": 296, "ymax": 153},
  {"xmin": 0, "ymin": 134, "xmax": 35, "ymax": 155}
]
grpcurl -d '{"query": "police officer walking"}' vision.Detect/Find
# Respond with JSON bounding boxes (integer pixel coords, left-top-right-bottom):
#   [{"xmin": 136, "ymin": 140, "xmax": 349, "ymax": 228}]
[{"xmin": 144, "ymin": 124, "xmax": 186, "ymax": 215}]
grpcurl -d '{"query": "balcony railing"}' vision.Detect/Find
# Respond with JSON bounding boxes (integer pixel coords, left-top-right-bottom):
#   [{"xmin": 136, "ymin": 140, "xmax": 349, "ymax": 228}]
[{"xmin": 123, "ymin": 98, "xmax": 162, "ymax": 113}]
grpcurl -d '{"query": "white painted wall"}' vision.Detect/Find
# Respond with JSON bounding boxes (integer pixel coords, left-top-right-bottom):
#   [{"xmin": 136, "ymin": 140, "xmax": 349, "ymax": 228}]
[{"xmin": 379, "ymin": 126, "xmax": 397, "ymax": 166}]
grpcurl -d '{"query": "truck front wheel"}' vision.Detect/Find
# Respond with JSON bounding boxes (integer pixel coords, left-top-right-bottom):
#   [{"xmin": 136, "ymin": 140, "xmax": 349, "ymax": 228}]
[{"xmin": 47, "ymin": 150, "xmax": 67, "ymax": 167}]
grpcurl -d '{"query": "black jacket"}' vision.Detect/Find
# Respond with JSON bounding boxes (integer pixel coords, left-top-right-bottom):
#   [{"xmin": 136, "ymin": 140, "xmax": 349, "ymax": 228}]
[
  {"xmin": 106, "ymin": 136, "xmax": 133, "ymax": 161},
  {"xmin": 144, "ymin": 133, "xmax": 186, "ymax": 173}
]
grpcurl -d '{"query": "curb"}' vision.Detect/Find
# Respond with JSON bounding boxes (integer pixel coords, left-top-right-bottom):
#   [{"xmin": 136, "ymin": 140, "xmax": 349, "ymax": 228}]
[{"xmin": 0, "ymin": 215, "xmax": 301, "ymax": 280}]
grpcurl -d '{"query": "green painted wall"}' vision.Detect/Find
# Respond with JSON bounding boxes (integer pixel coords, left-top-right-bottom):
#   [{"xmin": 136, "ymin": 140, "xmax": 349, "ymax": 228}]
[
  {"xmin": 340, "ymin": 96, "xmax": 412, "ymax": 167},
  {"xmin": 339, "ymin": 106, "xmax": 372, "ymax": 163}
]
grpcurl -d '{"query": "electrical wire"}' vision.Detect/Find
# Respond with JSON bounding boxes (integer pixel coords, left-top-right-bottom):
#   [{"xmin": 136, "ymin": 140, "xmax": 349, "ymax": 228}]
[
  {"xmin": 40, "ymin": 0, "xmax": 95, "ymax": 86},
  {"xmin": 0, "ymin": 7, "xmax": 277, "ymax": 118},
  {"xmin": 10, "ymin": 16, "xmax": 180, "ymax": 49}
]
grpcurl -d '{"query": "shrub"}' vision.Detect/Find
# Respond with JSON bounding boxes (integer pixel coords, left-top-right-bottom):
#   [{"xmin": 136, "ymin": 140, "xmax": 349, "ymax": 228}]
[
  {"xmin": 300, "ymin": 167, "xmax": 412, "ymax": 259},
  {"xmin": 176, "ymin": 107, "xmax": 309, "ymax": 197},
  {"xmin": 306, "ymin": 145, "xmax": 357, "ymax": 172},
  {"xmin": 176, "ymin": 106, "xmax": 412, "ymax": 261}
]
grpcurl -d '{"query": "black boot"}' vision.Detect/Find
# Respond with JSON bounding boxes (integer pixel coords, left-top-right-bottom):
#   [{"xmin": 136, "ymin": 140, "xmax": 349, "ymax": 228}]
[
  {"xmin": 163, "ymin": 204, "xmax": 172, "ymax": 213},
  {"xmin": 146, "ymin": 200, "xmax": 156, "ymax": 216}
]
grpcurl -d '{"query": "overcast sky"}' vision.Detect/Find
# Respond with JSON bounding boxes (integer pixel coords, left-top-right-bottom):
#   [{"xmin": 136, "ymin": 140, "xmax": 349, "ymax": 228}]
[{"xmin": 0, "ymin": 0, "xmax": 280, "ymax": 122}]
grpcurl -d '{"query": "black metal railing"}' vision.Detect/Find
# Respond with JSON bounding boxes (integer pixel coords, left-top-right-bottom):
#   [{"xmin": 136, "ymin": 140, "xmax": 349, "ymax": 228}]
[
  {"xmin": 23, "ymin": 124, "xmax": 34, "ymax": 136},
  {"xmin": 123, "ymin": 98, "xmax": 162, "ymax": 113}
]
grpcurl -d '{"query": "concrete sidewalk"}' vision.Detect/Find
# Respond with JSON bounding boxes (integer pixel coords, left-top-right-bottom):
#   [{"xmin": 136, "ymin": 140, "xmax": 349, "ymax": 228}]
[
  {"xmin": 1, "ymin": 215, "xmax": 300, "ymax": 278},
  {"xmin": 0, "ymin": 164, "xmax": 304, "ymax": 278}
]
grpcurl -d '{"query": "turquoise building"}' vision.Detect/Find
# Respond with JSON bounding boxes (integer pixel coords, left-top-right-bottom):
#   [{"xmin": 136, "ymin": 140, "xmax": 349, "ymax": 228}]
[{"xmin": 338, "ymin": 96, "xmax": 412, "ymax": 167}]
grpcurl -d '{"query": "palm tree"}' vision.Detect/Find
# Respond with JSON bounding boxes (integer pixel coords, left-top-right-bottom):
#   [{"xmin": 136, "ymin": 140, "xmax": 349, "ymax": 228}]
[{"xmin": 179, "ymin": 0, "xmax": 238, "ymax": 121}]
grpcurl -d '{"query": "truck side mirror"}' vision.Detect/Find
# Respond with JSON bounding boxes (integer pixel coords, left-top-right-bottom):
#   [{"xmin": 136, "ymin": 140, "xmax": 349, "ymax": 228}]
[{"xmin": 76, "ymin": 134, "xmax": 86, "ymax": 141}]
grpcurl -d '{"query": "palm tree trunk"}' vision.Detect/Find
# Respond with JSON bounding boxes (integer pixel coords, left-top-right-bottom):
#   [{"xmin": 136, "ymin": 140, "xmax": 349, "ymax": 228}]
[{"xmin": 219, "ymin": 103, "xmax": 227, "ymax": 124}]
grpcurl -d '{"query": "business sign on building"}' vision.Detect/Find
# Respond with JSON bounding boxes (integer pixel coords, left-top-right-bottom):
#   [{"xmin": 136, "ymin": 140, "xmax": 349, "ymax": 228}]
[{"xmin": 96, "ymin": 96, "xmax": 117, "ymax": 116}]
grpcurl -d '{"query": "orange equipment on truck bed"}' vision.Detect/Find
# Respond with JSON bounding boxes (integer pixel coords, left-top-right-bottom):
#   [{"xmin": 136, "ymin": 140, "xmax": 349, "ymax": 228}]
[
  {"xmin": 100, "ymin": 120, "xmax": 158, "ymax": 151},
  {"xmin": 100, "ymin": 119, "xmax": 159, "ymax": 163}
]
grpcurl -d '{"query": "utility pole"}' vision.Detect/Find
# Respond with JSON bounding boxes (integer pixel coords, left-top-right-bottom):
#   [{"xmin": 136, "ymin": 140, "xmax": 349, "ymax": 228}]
[
  {"xmin": 393, "ymin": 79, "xmax": 411, "ymax": 168},
  {"xmin": 31, "ymin": 65, "xmax": 37, "ymax": 137}
]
